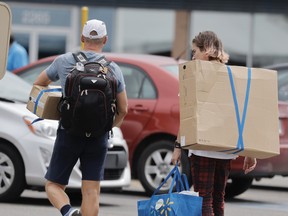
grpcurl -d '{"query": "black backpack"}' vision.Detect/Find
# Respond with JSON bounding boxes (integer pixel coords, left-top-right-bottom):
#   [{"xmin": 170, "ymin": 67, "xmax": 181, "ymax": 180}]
[{"xmin": 59, "ymin": 52, "xmax": 117, "ymax": 138}]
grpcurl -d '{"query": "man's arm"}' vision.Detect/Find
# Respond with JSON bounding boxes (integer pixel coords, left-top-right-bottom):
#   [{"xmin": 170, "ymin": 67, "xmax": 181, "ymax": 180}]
[
  {"xmin": 34, "ymin": 70, "xmax": 52, "ymax": 86},
  {"xmin": 113, "ymin": 90, "xmax": 128, "ymax": 128}
]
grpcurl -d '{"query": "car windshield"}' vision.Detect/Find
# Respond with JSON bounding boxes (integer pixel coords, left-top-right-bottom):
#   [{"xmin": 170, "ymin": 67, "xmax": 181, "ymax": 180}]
[
  {"xmin": 277, "ymin": 69, "xmax": 288, "ymax": 102},
  {"xmin": 0, "ymin": 72, "xmax": 32, "ymax": 103},
  {"xmin": 162, "ymin": 64, "xmax": 179, "ymax": 78}
]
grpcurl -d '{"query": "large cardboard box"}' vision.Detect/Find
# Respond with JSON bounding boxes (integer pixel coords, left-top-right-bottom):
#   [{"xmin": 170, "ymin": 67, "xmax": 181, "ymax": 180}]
[
  {"xmin": 27, "ymin": 85, "xmax": 62, "ymax": 120},
  {"xmin": 179, "ymin": 60, "xmax": 280, "ymax": 159},
  {"xmin": 0, "ymin": 2, "xmax": 11, "ymax": 79}
]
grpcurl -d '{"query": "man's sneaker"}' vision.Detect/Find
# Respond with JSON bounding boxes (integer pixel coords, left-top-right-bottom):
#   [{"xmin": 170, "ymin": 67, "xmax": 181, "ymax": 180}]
[{"xmin": 65, "ymin": 208, "xmax": 82, "ymax": 216}]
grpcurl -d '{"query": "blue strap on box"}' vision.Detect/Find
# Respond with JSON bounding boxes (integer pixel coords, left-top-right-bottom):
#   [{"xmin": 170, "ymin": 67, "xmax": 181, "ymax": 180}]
[
  {"xmin": 30, "ymin": 87, "xmax": 62, "ymax": 125},
  {"xmin": 221, "ymin": 66, "xmax": 251, "ymax": 154}
]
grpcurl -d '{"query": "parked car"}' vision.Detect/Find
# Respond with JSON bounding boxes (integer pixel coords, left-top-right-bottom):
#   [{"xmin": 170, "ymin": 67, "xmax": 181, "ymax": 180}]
[
  {"xmin": 0, "ymin": 72, "xmax": 130, "ymax": 202},
  {"xmin": 13, "ymin": 54, "xmax": 288, "ymax": 197}
]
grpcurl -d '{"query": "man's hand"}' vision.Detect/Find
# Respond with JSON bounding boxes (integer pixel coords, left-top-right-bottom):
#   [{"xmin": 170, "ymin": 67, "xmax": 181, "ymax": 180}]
[
  {"xmin": 171, "ymin": 148, "xmax": 182, "ymax": 166},
  {"xmin": 243, "ymin": 157, "xmax": 257, "ymax": 174}
]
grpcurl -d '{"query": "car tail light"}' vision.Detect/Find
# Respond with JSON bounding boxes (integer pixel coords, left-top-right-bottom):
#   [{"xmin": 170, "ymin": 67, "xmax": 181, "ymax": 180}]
[{"xmin": 279, "ymin": 119, "xmax": 283, "ymax": 136}]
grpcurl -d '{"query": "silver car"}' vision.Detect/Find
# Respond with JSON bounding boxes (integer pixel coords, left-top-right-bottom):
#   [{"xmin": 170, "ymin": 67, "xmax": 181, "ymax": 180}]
[{"xmin": 0, "ymin": 72, "xmax": 131, "ymax": 202}]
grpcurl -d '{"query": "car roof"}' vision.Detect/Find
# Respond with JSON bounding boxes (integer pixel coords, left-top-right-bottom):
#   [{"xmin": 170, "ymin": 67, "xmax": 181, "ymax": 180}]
[
  {"xmin": 13, "ymin": 52, "xmax": 184, "ymax": 74},
  {"xmin": 105, "ymin": 52, "xmax": 184, "ymax": 65},
  {"xmin": 264, "ymin": 62, "xmax": 288, "ymax": 70}
]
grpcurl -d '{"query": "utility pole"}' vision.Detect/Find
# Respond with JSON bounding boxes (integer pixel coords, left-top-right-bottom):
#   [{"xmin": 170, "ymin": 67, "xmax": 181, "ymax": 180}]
[
  {"xmin": 81, "ymin": 6, "xmax": 89, "ymax": 49},
  {"xmin": 172, "ymin": 10, "xmax": 191, "ymax": 60}
]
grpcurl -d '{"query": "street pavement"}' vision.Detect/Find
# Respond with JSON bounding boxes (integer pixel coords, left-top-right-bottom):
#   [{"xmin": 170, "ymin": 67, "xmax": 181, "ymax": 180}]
[{"xmin": 0, "ymin": 176, "xmax": 286, "ymax": 216}]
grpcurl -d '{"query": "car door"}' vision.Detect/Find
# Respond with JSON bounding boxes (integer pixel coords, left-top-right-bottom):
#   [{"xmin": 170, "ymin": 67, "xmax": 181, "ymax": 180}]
[{"xmin": 117, "ymin": 63, "xmax": 157, "ymax": 147}]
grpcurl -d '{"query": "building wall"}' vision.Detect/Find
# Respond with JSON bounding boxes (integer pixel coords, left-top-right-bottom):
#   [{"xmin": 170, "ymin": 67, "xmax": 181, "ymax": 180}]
[
  {"xmin": 6, "ymin": 2, "xmax": 288, "ymax": 67},
  {"xmin": 191, "ymin": 11, "xmax": 288, "ymax": 66}
]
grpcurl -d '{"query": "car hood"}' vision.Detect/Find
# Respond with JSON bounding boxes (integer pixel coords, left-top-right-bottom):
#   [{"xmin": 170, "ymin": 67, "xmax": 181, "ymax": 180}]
[
  {"xmin": 0, "ymin": 100, "xmax": 56, "ymax": 122},
  {"xmin": 0, "ymin": 100, "xmax": 59, "ymax": 134},
  {"xmin": 0, "ymin": 100, "xmax": 124, "ymax": 141},
  {"xmin": 1, "ymin": 100, "xmax": 35, "ymax": 116}
]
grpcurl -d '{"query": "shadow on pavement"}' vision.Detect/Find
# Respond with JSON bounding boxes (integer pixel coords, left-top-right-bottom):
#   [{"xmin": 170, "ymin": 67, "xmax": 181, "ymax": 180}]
[
  {"xmin": 225, "ymin": 185, "xmax": 288, "ymax": 203},
  {"xmin": 4, "ymin": 197, "xmax": 51, "ymax": 206},
  {"xmin": 4, "ymin": 192, "xmax": 82, "ymax": 206},
  {"xmin": 251, "ymin": 185, "xmax": 288, "ymax": 192},
  {"xmin": 102, "ymin": 188, "xmax": 148, "ymax": 197},
  {"xmin": 226, "ymin": 197, "xmax": 270, "ymax": 204}
]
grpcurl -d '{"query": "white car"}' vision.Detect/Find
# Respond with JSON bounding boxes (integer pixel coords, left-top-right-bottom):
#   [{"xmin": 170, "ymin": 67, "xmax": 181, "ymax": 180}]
[{"xmin": 0, "ymin": 72, "xmax": 131, "ymax": 202}]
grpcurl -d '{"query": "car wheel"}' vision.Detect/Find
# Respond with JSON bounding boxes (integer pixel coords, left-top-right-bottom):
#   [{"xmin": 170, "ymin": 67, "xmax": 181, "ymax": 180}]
[
  {"xmin": 0, "ymin": 143, "xmax": 25, "ymax": 202},
  {"xmin": 138, "ymin": 140, "xmax": 191, "ymax": 196},
  {"xmin": 225, "ymin": 177, "xmax": 253, "ymax": 199}
]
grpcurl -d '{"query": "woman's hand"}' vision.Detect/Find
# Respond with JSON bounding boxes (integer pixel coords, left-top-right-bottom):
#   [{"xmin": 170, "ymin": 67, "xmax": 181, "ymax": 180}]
[
  {"xmin": 243, "ymin": 157, "xmax": 257, "ymax": 174},
  {"xmin": 171, "ymin": 148, "xmax": 182, "ymax": 166}
]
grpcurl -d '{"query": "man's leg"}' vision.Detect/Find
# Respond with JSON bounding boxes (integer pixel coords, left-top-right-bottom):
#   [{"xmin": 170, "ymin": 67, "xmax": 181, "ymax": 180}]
[
  {"xmin": 81, "ymin": 180, "xmax": 101, "ymax": 216},
  {"xmin": 45, "ymin": 180, "xmax": 70, "ymax": 210}
]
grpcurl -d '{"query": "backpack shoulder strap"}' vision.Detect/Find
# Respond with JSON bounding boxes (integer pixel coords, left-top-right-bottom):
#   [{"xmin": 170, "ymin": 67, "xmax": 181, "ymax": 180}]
[
  {"xmin": 96, "ymin": 56, "xmax": 111, "ymax": 67},
  {"xmin": 73, "ymin": 52, "xmax": 111, "ymax": 66},
  {"xmin": 100, "ymin": 57, "xmax": 117, "ymax": 106},
  {"xmin": 72, "ymin": 52, "xmax": 88, "ymax": 64}
]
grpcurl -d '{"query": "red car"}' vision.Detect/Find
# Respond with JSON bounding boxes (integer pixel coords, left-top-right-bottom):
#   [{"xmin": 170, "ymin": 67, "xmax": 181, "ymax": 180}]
[{"xmin": 13, "ymin": 54, "xmax": 288, "ymax": 197}]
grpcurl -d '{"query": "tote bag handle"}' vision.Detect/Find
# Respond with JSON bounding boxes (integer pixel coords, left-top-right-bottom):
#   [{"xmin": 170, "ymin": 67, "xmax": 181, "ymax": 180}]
[{"xmin": 153, "ymin": 164, "xmax": 190, "ymax": 196}]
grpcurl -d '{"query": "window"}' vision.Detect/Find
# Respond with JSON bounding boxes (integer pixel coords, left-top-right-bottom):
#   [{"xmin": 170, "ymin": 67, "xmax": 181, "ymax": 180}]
[
  {"xmin": 18, "ymin": 63, "xmax": 50, "ymax": 84},
  {"xmin": 118, "ymin": 64, "xmax": 156, "ymax": 99}
]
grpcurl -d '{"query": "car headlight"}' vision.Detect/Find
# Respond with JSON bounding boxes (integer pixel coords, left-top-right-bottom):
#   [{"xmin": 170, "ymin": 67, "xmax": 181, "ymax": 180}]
[
  {"xmin": 111, "ymin": 127, "xmax": 124, "ymax": 139},
  {"xmin": 23, "ymin": 116, "xmax": 58, "ymax": 138},
  {"xmin": 40, "ymin": 147, "xmax": 52, "ymax": 168}
]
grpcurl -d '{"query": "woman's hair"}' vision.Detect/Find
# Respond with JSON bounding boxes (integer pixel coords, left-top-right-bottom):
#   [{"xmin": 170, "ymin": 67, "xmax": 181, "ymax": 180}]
[{"xmin": 192, "ymin": 31, "xmax": 229, "ymax": 63}]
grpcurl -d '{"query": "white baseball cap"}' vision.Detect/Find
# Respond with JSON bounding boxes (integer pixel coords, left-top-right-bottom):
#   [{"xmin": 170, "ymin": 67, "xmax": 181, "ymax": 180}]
[{"xmin": 82, "ymin": 19, "xmax": 107, "ymax": 39}]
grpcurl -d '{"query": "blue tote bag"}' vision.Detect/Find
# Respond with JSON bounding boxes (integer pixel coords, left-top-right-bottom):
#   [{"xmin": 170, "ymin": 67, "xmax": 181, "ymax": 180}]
[{"xmin": 137, "ymin": 165, "xmax": 202, "ymax": 216}]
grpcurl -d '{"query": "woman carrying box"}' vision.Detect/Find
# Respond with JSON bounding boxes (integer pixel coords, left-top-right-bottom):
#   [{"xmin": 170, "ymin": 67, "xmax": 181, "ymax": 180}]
[{"xmin": 171, "ymin": 31, "xmax": 257, "ymax": 216}]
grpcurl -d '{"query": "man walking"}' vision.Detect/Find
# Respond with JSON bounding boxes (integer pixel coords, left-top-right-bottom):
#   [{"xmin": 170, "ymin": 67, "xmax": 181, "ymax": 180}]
[{"xmin": 33, "ymin": 19, "xmax": 128, "ymax": 216}]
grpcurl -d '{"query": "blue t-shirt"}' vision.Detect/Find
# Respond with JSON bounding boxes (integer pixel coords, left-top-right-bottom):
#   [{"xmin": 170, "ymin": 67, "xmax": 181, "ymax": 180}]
[
  {"xmin": 7, "ymin": 42, "xmax": 29, "ymax": 71},
  {"xmin": 45, "ymin": 51, "xmax": 125, "ymax": 94}
]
